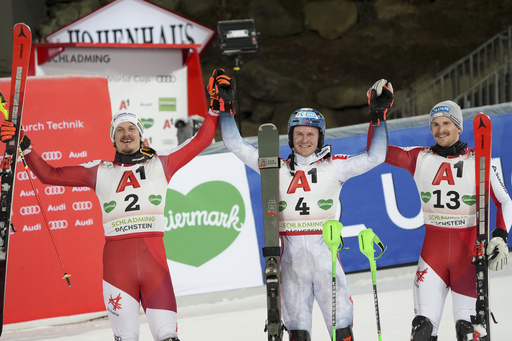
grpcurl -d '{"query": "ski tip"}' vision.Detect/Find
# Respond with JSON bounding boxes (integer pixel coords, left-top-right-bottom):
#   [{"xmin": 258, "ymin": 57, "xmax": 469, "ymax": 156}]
[
  {"xmin": 474, "ymin": 112, "xmax": 490, "ymax": 120},
  {"xmin": 14, "ymin": 23, "xmax": 30, "ymax": 28},
  {"xmin": 13, "ymin": 23, "xmax": 32, "ymax": 37},
  {"xmin": 473, "ymin": 112, "xmax": 492, "ymax": 129}
]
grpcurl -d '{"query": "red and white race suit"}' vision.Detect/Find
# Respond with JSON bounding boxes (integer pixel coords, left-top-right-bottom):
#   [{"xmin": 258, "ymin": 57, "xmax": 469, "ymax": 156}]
[
  {"xmin": 22, "ymin": 110, "xmax": 219, "ymax": 341},
  {"xmin": 386, "ymin": 145, "xmax": 512, "ymax": 335}
]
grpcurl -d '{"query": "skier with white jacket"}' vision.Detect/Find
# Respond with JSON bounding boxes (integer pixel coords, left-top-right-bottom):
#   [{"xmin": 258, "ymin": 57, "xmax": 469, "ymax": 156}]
[{"xmin": 218, "ymin": 74, "xmax": 393, "ymax": 341}]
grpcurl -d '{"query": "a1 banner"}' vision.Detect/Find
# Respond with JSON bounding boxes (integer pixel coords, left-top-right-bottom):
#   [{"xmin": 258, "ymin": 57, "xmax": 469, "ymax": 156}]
[{"xmin": 33, "ymin": 46, "xmax": 190, "ymax": 151}]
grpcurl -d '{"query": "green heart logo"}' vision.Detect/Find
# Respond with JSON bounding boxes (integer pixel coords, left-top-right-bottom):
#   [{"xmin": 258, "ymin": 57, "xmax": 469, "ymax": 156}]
[
  {"xmin": 149, "ymin": 194, "xmax": 162, "ymax": 206},
  {"xmin": 462, "ymin": 195, "xmax": 476, "ymax": 206},
  {"xmin": 140, "ymin": 118, "xmax": 154, "ymax": 129},
  {"xmin": 318, "ymin": 199, "xmax": 333, "ymax": 210},
  {"xmin": 164, "ymin": 181, "xmax": 244, "ymax": 267},
  {"xmin": 279, "ymin": 201, "xmax": 287, "ymax": 212},
  {"xmin": 103, "ymin": 201, "xmax": 116, "ymax": 213},
  {"xmin": 421, "ymin": 192, "xmax": 431, "ymax": 203}
]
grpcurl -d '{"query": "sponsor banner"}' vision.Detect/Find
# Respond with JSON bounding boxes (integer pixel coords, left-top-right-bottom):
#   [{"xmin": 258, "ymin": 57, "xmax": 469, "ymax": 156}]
[
  {"xmin": 242, "ymin": 113, "xmax": 512, "ymax": 273},
  {"xmin": 34, "ymin": 46, "xmax": 189, "ymax": 151},
  {"xmin": 0, "ymin": 76, "xmax": 110, "ymax": 324},
  {"xmin": 165, "ymin": 152, "xmax": 263, "ymax": 295},
  {"xmin": 108, "ymin": 66, "xmax": 189, "ymax": 150},
  {"xmin": 45, "ymin": 0, "xmax": 215, "ymax": 53},
  {"xmin": 2, "ymin": 74, "xmax": 509, "ymax": 324},
  {"xmin": 0, "ymin": 75, "xmax": 262, "ymax": 323}
]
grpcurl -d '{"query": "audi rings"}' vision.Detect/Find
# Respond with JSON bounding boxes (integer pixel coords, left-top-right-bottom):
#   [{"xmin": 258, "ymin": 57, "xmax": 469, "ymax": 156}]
[
  {"xmin": 45, "ymin": 186, "xmax": 65, "ymax": 195},
  {"xmin": 41, "ymin": 151, "xmax": 62, "ymax": 161},
  {"xmin": 20, "ymin": 205, "xmax": 41, "ymax": 215},
  {"xmin": 72, "ymin": 201, "xmax": 93, "ymax": 211},
  {"xmin": 49, "ymin": 220, "xmax": 68, "ymax": 229}
]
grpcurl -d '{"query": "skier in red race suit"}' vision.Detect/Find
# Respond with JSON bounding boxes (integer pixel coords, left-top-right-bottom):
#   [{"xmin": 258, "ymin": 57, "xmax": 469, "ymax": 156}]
[
  {"xmin": 0, "ymin": 71, "xmax": 229, "ymax": 340},
  {"xmin": 220, "ymin": 76, "xmax": 393, "ymax": 341},
  {"xmin": 379, "ymin": 95, "xmax": 512, "ymax": 341}
]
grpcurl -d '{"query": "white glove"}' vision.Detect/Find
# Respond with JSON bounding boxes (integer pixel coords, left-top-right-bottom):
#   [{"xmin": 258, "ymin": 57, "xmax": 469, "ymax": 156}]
[
  {"xmin": 366, "ymin": 79, "xmax": 393, "ymax": 98},
  {"xmin": 487, "ymin": 237, "xmax": 509, "ymax": 271}
]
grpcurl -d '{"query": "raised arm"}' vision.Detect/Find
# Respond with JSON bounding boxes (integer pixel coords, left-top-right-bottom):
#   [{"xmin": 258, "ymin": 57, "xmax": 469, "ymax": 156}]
[
  {"xmin": 333, "ymin": 121, "xmax": 388, "ymax": 180},
  {"xmin": 220, "ymin": 111, "xmax": 259, "ymax": 172},
  {"xmin": 333, "ymin": 79, "xmax": 393, "ymax": 180}
]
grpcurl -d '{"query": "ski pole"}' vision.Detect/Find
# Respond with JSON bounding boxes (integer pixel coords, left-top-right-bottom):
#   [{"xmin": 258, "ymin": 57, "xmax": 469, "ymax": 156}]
[
  {"xmin": 18, "ymin": 147, "xmax": 71, "ymax": 287},
  {"xmin": 322, "ymin": 219, "xmax": 344, "ymax": 341},
  {"xmin": 1, "ymin": 93, "xmax": 71, "ymax": 287},
  {"xmin": 358, "ymin": 228, "xmax": 386, "ymax": 341}
]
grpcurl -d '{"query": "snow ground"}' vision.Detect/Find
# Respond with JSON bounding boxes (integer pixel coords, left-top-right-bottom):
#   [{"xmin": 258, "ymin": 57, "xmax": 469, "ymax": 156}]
[{"xmin": 3, "ymin": 259, "xmax": 512, "ymax": 340}]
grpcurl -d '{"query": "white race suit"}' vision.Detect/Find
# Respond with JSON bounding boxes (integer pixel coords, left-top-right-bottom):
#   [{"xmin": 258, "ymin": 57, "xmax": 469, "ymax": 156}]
[{"xmin": 220, "ymin": 112, "xmax": 388, "ymax": 337}]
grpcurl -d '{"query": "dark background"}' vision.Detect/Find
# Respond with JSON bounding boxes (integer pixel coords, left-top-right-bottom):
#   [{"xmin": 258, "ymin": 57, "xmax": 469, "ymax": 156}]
[{"xmin": 2, "ymin": 0, "xmax": 512, "ymax": 137}]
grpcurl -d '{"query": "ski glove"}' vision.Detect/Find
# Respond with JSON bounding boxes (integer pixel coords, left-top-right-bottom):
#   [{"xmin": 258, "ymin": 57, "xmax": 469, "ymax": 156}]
[
  {"xmin": 0, "ymin": 120, "xmax": 30, "ymax": 150},
  {"xmin": 207, "ymin": 68, "xmax": 236, "ymax": 113},
  {"xmin": 1, "ymin": 121, "xmax": 16, "ymax": 141},
  {"xmin": 487, "ymin": 228, "xmax": 509, "ymax": 271},
  {"xmin": 367, "ymin": 79, "xmax": 394, "ymax": 126}
]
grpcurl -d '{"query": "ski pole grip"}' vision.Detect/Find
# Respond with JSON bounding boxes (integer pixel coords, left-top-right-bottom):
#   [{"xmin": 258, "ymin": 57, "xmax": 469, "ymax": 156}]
[
  {"xmin": 358, "ymin": 228, "xmax": 387, "ymax": 271},
  {"xmin": 322, "ymin": 220, "xmax": 343, "ymax": 260}
]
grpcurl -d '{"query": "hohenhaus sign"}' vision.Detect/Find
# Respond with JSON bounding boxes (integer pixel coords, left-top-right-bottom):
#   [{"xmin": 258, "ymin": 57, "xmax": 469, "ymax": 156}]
[{"xmin": 45, "ymin": 0, "xmax": 215, "ymax": 53}]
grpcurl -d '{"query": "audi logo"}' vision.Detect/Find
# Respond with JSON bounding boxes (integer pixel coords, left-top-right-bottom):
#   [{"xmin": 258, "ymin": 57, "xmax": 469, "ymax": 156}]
[
  {"xmin": 72, "ymin": 201, "xmax": 93, "ymax": 211},
  {"xmin": 20, "ymin": 205, "xmax": 41, "ymax": 215},
  {"xmin": 49, "ymin": 220, "xmax": 68, "ymax": 229},
  {"xmin": 45, "ymin": 186, "xmax": 65, "ymax": 195},
  {"xmin": 42, "ymin": 151, "xmax": 62, "ymax": 161},
  {"xmin": 156, "ymin": 75, "xmax": 176, "ymax": 83},
  {"xmin": 17, "ymin": 171, "xmax": 37, "ymax": 181}
]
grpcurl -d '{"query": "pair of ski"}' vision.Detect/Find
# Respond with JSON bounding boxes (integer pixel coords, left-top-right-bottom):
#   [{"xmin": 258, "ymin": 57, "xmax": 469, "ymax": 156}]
[
  {"xmin": 258, "ymin": 113, "xmax": 494, "ymax": 341},
  {"xmin": 0, "ymin": 23, "xmax": 32, "ymax": 337}
]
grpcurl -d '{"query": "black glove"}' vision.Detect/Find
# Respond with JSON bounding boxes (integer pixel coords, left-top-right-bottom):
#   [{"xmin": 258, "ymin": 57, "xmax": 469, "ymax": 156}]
[
  {"xmin": 367, "ymin": 79, "xmax": 394, "ymax": 126},
  {"xmin": 19, "ymin": 134, "xmax": 31, "ymax": 151},
  {"xmin": 207, "ymin": 68, "xmax": 236, "ymax": 113}
]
